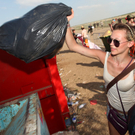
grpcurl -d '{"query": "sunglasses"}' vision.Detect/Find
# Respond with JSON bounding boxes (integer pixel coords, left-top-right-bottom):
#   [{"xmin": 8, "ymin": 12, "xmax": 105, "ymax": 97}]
[{"xmin": 107, "ymin": 37, "xmax": 129, "ymax": 47}]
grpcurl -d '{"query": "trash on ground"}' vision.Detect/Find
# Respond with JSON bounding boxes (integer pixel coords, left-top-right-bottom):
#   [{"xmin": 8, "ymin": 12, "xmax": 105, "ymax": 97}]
[
  {"xmin": 68, "ymin": 102, "xmax": 73, "ymax": 106},
  {"xmin": 59, "ymin": 68, "xmax": 63, "ymax": 71},
  {"xmin": 63, "ymin": 87, "xmax": 86, "ymax": 132},
  {"xmin": 64, "ymin": 83, "xmax": 67, "ymax": 86},
  {"xmin": 72, "ymin": 116, "xmax": 77, "ymax": 123},
  {"xmin": 78, "ymin": 103, "xmax": 86, "ymax": 109},
  {"xmin": 68, "ymin": 94, "xmax": 74, "ymax": 98},
  {"xmin": 90, "ymin": 100, "xmax": 97, "ymax": 105},
  {"xmin": 77, "ymin": 121, "xmax": 84, "ymax": 125},
  {"xmin": 72, "ymin": 101, "xmax": 79, "ymax": 106},
  {"xmin": 59, "ymin": 73, "xmax": 62, "ymax": 76},
  {"xmin": 65, "ymin": 117, "xmax": 72, "ymax": 127},
  {"xmin": 66, "ymin": 70, "xmax": 71, "ymax": 76}
]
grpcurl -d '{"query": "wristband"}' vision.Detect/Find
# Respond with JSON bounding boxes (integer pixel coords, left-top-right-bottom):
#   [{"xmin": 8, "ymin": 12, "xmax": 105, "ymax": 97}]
[{"xmin": 67, "ymin": 22, "xmax": 70, "ymax": 28}]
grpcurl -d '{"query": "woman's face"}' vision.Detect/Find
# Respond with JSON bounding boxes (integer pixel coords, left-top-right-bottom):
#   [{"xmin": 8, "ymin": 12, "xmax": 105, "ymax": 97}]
[
  {"xmin": 131, "ymin": 18, "xmax": 134, "ymax": 23},
  {"xmin": 110, "ymin": 30, "xmax": 129, "ymax": 55}
]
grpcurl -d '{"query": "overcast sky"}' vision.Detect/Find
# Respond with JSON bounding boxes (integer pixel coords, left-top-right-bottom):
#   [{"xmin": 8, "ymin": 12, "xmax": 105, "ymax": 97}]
[{"xmin": 0, "ymin": 0, "xmax": 135, "ymax": 26}]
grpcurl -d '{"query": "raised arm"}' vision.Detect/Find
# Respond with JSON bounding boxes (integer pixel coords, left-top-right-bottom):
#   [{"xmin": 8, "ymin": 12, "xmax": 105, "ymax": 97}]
[
  {"xmin": 65, "ymin": 27, "xmax": 105, "ymax": 63},
  {"xmin": 66, "ymin": 10, "xmax": 106, "ymax": 64}
]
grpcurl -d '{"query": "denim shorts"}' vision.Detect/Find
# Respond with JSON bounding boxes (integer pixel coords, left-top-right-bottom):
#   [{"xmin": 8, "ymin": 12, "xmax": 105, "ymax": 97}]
[{"xmin": 106, "ymin": 104, "xmax": 128, "ymax": 121}]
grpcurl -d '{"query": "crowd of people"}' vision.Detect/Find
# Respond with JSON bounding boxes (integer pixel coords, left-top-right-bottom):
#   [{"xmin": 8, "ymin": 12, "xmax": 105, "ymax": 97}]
[
  {"xmin": 72, "ymin": 14, "xmax": 135, "ymax": 45},
  {"xmin": 67, "ymin": 9, "xmax": 135, "ymax": 135},
  {"xmin": 110, "ymin": 15, "xmax": 135, "ymax": 31}
]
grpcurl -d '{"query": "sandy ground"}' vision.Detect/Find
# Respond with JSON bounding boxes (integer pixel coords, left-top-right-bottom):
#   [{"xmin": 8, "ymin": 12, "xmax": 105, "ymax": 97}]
[{"xmin": 56, "ymin": 27, "xmax": 129, "ymax": 135}]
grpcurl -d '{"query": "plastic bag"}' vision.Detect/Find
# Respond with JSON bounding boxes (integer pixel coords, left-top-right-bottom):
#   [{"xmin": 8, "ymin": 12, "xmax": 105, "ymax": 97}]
[{"xmin": 0, "ymin": 3, "xmax": 72, "ymax": 63}]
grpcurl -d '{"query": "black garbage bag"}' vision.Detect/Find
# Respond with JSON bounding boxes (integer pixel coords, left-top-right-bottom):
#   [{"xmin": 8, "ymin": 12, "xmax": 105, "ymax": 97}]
[{"xmin": 0, "ymin": 3, "xmax": 72, "ymax": 63}]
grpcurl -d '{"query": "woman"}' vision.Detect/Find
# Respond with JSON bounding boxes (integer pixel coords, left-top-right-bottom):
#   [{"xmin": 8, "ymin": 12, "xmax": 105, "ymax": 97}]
[
  {"xmin": 66, "ymin": 10, "xmax": 135, "ymax": 135},
  {"xmin": 125, "ymin": 15, "xmax": 135, "ymax": 26},
  {"xmin": 81, "ymin": 25, "xmax": 89, "ymax": 48},
  {"xmin": 110, "ymin": 19, "xmax": 116, "ymax": 31}
]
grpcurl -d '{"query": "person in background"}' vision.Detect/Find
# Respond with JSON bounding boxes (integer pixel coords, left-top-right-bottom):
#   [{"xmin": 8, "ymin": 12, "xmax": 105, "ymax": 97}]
[
  {"xmin": 88, "ymin": 24, "xmax": 93, "ymax": 36},
  {"xmin": 72, "ymin": 29, "xmax": 77, "ymax": 42},
  {"xmin": 125, "ymin": 15, "xmax": 135, "ymax": 26},
  {"xmin": 100, "ymin": 21, "xmax": 104, "ymax": 28},
  {"xmin": 117, "ymin": 18, "xmax": 122, "ymax": 23},
  {"xmin": 97, "ymin": 22, "xmax": 99, "ymax": 29},
  {"xmin": 66, "ymin": 9, "xmax": 135, "ymax": 135},
  {"xmin": 81, "ymin": 26, "xmax": 89, "ymax": 48},
  {"xmin": 93, "ymin": 22, "xmax": 96, "ymax": 29},
  {"xmin": 133, "ymin": 16, "xmax": 135, "ymax": 23},
  {"xmin": 110, "ymin": 19, "xmax": 116, "ymax": 31}
]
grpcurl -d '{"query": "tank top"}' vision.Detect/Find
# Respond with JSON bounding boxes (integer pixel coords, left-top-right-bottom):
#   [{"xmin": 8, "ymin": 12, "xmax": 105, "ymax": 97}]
[{"xmin": 103, "ymin": 52, "xmax": 135, "ymax": 112}]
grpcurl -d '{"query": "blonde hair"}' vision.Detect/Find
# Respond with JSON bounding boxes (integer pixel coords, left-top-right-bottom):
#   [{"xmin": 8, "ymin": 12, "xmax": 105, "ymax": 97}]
[{"xmin": 113, "ymin": 23, "xmax": 135, "ymax": 41}]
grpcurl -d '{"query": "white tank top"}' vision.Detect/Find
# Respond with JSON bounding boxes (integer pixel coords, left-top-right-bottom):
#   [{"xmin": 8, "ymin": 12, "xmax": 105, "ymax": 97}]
[{"xmin": 103, "ymin": 52, "xmax": 135, "ymax": 112}]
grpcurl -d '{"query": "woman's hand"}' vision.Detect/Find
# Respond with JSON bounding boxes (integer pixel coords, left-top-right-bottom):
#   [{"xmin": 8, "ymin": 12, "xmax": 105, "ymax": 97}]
[
  {"xmin": 65, "ymin": 9, "xmax": 105, "ymax": 64},
  {"xmin": 67, "ymin": 9, "xmax": 74, "ymax": 21}
]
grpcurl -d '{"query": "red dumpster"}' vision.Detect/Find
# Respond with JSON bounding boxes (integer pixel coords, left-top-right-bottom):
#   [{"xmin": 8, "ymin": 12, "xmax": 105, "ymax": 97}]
[{"xmin": 0, "ymin": 49, "xmax": 70, "ymax": 134}]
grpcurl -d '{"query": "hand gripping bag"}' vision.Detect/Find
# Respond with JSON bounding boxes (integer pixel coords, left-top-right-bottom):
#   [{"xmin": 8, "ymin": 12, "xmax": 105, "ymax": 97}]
[{"xmin": 0, "ymin": 3, "xmax": 72, "ymax": 63}]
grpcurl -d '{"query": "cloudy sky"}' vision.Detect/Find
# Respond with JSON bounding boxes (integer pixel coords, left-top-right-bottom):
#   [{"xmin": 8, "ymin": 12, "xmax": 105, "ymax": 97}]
[{"xmin": 0, "ymin": 0, "xmax": 135, "ymax": 26}]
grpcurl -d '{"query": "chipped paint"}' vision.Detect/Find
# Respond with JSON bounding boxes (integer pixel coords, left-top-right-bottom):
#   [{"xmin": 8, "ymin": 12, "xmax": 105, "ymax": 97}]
[{"xmin": 0, "ymin": 93, "xmax": 50, "ymax": 135}]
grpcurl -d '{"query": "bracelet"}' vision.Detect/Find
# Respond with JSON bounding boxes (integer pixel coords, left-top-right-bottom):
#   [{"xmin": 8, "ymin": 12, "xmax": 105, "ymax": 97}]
[{"xmin": 67, "ymin": 21, "xmax": 70, "ymax": 28}]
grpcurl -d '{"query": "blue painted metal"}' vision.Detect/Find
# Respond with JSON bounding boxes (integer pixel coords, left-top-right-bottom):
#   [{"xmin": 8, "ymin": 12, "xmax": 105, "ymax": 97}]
[
  {"xmin": 0, "ymin": 99, "xmax": 27, "ymax": 131},
  {"xmin": 0, "ymin": 93, "xmax": 50, "ymax": 135}
]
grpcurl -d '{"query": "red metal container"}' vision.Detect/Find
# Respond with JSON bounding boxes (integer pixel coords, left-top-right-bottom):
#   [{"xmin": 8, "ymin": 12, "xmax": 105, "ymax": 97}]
[{"xmin": 0, "ymin": 49, "xmax": 69, "ymax": 134}]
